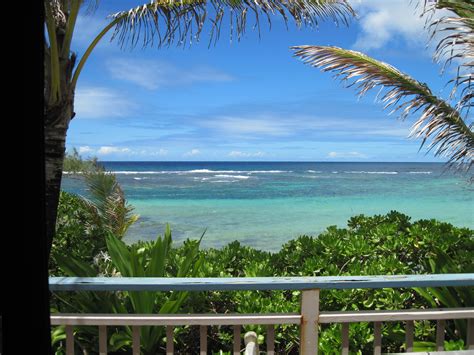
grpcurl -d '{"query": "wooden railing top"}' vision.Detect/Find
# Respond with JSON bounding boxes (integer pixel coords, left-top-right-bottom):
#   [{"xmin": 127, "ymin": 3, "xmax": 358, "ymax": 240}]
[{"xmin": 49, "ymin": 274, "xmax": 474, "ymax": 292}]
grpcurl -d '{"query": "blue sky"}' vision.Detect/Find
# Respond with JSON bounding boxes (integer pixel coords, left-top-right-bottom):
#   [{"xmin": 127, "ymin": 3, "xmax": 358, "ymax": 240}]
[{"xmin": 66, "ymin": 0, "xmax": 460, "ymax": 162}]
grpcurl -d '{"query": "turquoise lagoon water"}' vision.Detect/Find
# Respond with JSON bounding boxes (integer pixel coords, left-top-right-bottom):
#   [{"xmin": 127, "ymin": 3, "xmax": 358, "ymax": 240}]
[{"xmin": 61, "ymin": 162, "xmax": 474, "ymax": 251}]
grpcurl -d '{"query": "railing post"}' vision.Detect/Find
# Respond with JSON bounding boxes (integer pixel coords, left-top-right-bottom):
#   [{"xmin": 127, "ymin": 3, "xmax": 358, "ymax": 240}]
[
  {"xmin": 66, "ymin": 325, "xmax": 74, "ymax": 355},
  {"xmin": 200, "ymin": 325, "xmax": 207, "ymax": 355},
  {"xmin": 341, "ymin": 323, "xmax": 349, "ymax": 355},
  {"xmin": 166, "ymin": 326, "xmax": 174, "ymax": 355},
  {"xmin": 436, "ymin": 319, "xmax": 445, "ymax": 351},
  {"xmin": 300, "ymin": 289, "xmax": 320, "ymax": 355},
  {"xmin": 99, "ymin": 325, "xmax": 107, "ymax": 355},
  {"xmin": 467, "ymin": 318, "xmax": 474, "ymax": 350},
  {"xmin": 266, "ymin": 324, "xmax": 275, "ymax": 355},
  {"xmin": 132, "ymin": 326, "xmax": 140, "ymax": 355},
  {"xmin": 373, "ymin": 322, "xmax": 382, "ymax": 355},
  {"xmin": 233, "ymin": 325, "xmax": 241, "ymax": 355},
  {"xmin": 405, "ymin": 320, "xmax": 414, "ymax": 352}
]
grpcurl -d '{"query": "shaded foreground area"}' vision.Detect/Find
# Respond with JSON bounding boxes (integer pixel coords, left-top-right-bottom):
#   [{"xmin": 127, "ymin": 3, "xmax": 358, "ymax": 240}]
[{"xmin": 50, "ymin": 193, "xmax": 473, "ymax": 353}]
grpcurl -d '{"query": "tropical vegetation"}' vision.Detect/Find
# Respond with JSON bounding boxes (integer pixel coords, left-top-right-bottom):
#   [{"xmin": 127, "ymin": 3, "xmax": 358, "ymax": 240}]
[
  {"xmin": 50, "ymin": 152, "xmax": 138, "ymax": 273},
  {"xmin": 50, "ymin": 169, "xmax": 474, "ymax": 354},
  {"xmin": 63, "ymin": 148, "xmax": 100, "ymax": 174},
  {"xmin": 292, "ymin": 0, "xmax": 473, "ymax": 172},
  {"xmin": 45, "ymin": 0, "xmax": 474, "ymax": 352},
  {"xmin": 44, "ymin": 0, "xmax": 355, "ymax": 258}
]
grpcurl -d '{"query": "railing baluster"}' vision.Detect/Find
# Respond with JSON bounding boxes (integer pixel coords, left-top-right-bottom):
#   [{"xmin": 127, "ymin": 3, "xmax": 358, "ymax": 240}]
[
  {"xmin": 266, "ymin": 324, "xmax": 275, "ymax": 355},
  {"xmin": 373, "ymin": 322, "xmax": 381, "ymax": 355},
  {"xmin": 66, "ymin": 325, "xmax": 74, "ymax": 355},
  {"xmin": 166, "ymin": 326, "xmax": 174, "ymax": 355},
  {"xmin": 200, "ymin": 325, "xmax": 207, "ymax": 355},
  {"xmin": 341, "ymin": 323, "xmax": 349, "ymax": 355},
  {"xmin": 244, "ymin": 331, "xmax": 259, "ymax": 355},
  {"xmin": 48, "ymin": 275, "xmax": 474, "ymax": 354},
  {"xmin": 436, "ymin": 319, "xmax": 445, "ymax": 351},
  {"xmin": 99, "ymin": 325, "xmax": 107, "ymax": 355},
  {"xmin": 467, "ymin": 318, "xmax": 474, "ymax": 350},
  {"xmin": 132, "ymin": 326, "xmax": 140, "ymax": 355},
  {"xmin": 300, "ymin": 289, "xmax": 320, "ymax": 355},
  {"xmin": 233, "ymin": 325, "xmax": 241, "ymax": 355},
  {"xmin": 405, "ymin": 320, "xmax": 414, "ymax": 352}
]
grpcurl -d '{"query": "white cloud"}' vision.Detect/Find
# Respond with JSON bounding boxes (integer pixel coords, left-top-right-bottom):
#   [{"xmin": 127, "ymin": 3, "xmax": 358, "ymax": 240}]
[
  {"xmin": 107, "ymin": 58, "xmax": 234, "ymax": 90},
  {"xmin": 327, "ymin": 151, "xmax": 368, "ymax": 159},
  {"xmin": 138, "ymin": 148, "xmax": 169, "ymax": 156},
  {"xmin": 183, "ymin": 149, "xmax": 201, "ymax": 157},
  {"xmin": 78, "ymin": 146, "xmax": 93, "ymax": 154},
  {"xmin": 201, "ymin": 114, "xmax": 413, "ymax": 139},
  {"xmin": 72, "ymin": 146, "xmax": 169, "ymax": 158},
  {"xmin": 72, "ymin": 15, "xmax": 111, "ymax": 49},
  {"xmin": 365, "ymin": 128, "xmax": 409, "ymax": 137},
  {"xmin": 228, "ymin": 151, "xmax": 266, "ymax": 158},
  {"xmin": 75, "ymin": 87, "xmax": 135, "ymax": 118},
  {"xmin": 202, "ymin": 116, "xmax": 294, "ymax": 136},
  {"xmin": 350, "ymin": 0, "xmax": 449, "ymax": 51},
  {"xmin": 97, "ymin": 146, "xmax": 131, "ymax": 155}
]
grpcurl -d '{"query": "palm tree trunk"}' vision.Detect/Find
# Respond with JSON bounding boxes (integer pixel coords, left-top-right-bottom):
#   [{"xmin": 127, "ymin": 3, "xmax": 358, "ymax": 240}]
[{"xmin": 44, "ymin": 99, "xmax": 74, "ymax": 256}]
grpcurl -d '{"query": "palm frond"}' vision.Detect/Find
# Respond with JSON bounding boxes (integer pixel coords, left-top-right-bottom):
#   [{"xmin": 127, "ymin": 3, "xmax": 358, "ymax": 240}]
[
  {"xmin": 292, "ymin": 45, "xmax": 474, "ymax": 170},
  {"xmin": 83, "ymin": 170, "xmax": 139, "ymax": 237},
  {"xmin": 82, "ymin": 0, "xmax": 101, "ymax": 15},
  {"xmin": 109, "ymin": 0, "xmax": 355, "ymax": 49},
  {"xmin": 423, "ymin": 0, "xmax": 474, "ymax": 119}
]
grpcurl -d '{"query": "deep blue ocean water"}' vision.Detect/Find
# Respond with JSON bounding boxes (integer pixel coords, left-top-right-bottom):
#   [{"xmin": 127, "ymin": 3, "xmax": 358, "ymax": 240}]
[{"xmin": 61, "ymin": 162, "xmax": 474, "ymax": 251}]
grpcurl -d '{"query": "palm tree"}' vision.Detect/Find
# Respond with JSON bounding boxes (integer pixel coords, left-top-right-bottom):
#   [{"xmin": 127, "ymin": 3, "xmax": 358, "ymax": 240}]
[
  {"xmin": 292, "ymin": 0, "xmax": 473, "ymax": 171},
  {"xmin": 44, "ymin": 0, "xmax": 355, "ymax": 256}
]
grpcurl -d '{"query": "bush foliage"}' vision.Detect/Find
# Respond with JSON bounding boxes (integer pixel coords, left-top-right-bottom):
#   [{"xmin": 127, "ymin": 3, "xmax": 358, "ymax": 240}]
[
  {"xmin": 51, "ymin": 199, "xmax": 474, "ymax": 354},
  {"xmin": 63, "ymin": 148, "xmax": 100, "ymax": 174},
  {"xmin": 50, "ymin": 191, "xmax": 108, "ymax": 274}
]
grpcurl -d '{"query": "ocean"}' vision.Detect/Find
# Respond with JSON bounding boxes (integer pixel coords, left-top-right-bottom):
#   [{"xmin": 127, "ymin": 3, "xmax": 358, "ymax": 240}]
[{"xmin": 61, "ymin": 162, "xmax": 474, "ymax": 251}]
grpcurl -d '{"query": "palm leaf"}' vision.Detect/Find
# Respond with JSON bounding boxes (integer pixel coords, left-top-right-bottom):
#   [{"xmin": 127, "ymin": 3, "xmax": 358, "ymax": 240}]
[
  {"xmin": 109, "ymin": 0, "xmax": 355, "ymax": 49},
  {"xmin": 71, "ymin": 0, "xmax": 355, "ymax": 91},
  {"xmin": 424, "ymin": 0, "xmax": 474, "ymax": 118},
  {"xmin": 82, "ymin": 0, "xmax": 101, "ymax": 15},
  {"xmin": 82, "ymin": 170, "xmax": 139, "ymax": 237},
  {"xmin": 292, "ymin": 45, "xmax": 474, "ymax": 170}
]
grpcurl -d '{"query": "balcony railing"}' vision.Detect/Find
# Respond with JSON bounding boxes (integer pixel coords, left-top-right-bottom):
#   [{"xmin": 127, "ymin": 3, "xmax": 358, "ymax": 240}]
[{"xmin": 49, "ymin": 274, "xmax": 474, "ymax": 354}]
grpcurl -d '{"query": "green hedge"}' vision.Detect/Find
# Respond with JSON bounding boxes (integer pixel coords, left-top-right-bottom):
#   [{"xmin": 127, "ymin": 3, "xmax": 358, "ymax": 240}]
[
  {"xmin": 51, "ymin": 200, "xmax": 473, "ymax": 353},
  {"xmin": 190, "ymin": 211, "xmax": 473, "ymax": 353}
]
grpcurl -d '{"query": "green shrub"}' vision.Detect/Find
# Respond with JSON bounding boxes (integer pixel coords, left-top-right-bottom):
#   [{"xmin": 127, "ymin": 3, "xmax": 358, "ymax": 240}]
[
  {"xmin": 51, "ymin": 208, "xmax": 473, "ymax": 353},
  {"xmin": 49, "ymin": 191, "xmax": 109, "ymax": 275},
  {"xmin": 182, "ymin": 211, "xmax": 473, "ymax": 353},
  {"xmin": 51, "ymin": 167, "xmax": 139, "ymax": 275},
  {"xmin": 63, "ymin": 148, "xmax": 101, "ymax": 174},
  {"xmin": 51, "ymin": 225, "xmax": 204, "ymax": 354}
]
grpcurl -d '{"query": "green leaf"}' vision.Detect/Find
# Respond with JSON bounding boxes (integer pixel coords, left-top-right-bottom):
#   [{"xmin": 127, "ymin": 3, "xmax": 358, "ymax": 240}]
[
  {"xmin": 55, "ymin": 253, "xmax": 97, "ymax": 277},
  {"xmin": 106, "ymin": 233, "xmax": 132, "ymax": 276},
  {"xmin": 147, "ymin": 236, "xmax": 168, "ymax": 277},
  {"xmin": 51, "ymin": 326, "xmax": 66, "ymax": 346}
]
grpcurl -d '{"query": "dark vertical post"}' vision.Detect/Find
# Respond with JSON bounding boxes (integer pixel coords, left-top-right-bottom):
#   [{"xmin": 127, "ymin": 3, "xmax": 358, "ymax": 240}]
[{"xmin": 39, "ymin": 2, "xmax": 52, "ymax": 353}]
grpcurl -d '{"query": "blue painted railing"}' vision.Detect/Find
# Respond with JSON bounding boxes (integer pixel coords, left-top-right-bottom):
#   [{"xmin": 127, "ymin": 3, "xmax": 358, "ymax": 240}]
[
  {"xmin": 49, "ymin": 273, "xmax": 474, "ymax": 292},
  {"xmin": 49, "ymin": 274, "xmax": 474, "ymax": 354}
]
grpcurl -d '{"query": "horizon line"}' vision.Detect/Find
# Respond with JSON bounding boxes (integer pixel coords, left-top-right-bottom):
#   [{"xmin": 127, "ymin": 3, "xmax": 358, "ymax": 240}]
[{"xmin": 95, "ymin": 160, "xmax": 447, "ymax": 163}]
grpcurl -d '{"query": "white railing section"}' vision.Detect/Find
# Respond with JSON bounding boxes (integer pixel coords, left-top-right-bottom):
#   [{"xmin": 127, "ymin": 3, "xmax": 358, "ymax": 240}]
[{"xmin": 49, "ymin": 274, "xmax": 474, "ymax": 354}]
